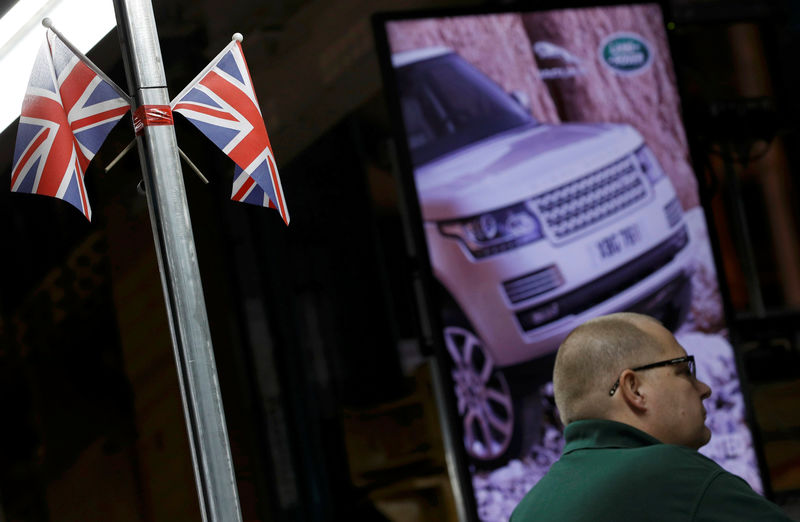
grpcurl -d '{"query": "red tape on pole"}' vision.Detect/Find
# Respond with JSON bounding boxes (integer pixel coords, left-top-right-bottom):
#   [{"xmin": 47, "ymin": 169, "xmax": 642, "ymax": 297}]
[{"xmin": 133, "ymin": 105, "xmax": 174, "ymax": 135}]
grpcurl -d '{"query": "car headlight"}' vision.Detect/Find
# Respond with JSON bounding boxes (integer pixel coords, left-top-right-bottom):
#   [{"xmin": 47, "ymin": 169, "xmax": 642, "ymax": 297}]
[
  {"xmin": 439, "ymin": 202, "xmax": 544, "ymax": 258},
  {"xmin": 635, "ymin": 145, "xmax": 665, "ymax": 185}
]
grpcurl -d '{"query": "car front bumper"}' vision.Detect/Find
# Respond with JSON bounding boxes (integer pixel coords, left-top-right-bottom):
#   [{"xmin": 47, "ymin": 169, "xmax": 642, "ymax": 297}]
[{"xmin": 427, "ymin": 221, "xmax": 695, "ymax": 368}]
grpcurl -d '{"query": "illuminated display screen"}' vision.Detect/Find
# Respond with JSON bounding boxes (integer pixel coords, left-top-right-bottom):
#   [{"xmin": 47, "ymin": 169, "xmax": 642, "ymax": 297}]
[{"xmin": 374, "ymin": 4, "xmax": 764, "ymax": 520}]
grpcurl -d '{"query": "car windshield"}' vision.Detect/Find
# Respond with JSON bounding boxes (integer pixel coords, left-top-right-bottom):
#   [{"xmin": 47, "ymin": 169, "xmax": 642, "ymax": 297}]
[{"xmin": 396, "ymin": 52, "xmax": 536, "ymax": 166}]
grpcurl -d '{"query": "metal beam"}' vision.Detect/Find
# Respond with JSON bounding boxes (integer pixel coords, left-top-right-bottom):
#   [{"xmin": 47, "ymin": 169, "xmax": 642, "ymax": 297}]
[{"xmin": 111, "ymin": 1, "xmax": 242, "ymax": 520}]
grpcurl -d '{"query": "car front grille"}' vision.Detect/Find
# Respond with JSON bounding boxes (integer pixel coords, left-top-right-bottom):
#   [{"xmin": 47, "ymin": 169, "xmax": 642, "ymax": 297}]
[{"xmin": 530, "ymin": 155, "xmax": 650, "ymax": 242}]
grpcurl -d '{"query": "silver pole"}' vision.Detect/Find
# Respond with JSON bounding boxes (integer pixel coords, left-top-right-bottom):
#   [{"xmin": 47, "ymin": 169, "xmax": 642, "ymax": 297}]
[
  {"xmin": 111, "ymin": 1, "xmax": 242, "ymax": 520},
  {"xmin": 428, "ymin": 356, "xmax": 473, "ymax": 522}
]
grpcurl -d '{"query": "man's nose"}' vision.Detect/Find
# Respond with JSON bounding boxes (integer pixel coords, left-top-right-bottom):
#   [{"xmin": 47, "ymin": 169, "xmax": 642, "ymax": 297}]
[{"xmin": 697, "ymin": 378, "xmax": 712, "ymax": 400}]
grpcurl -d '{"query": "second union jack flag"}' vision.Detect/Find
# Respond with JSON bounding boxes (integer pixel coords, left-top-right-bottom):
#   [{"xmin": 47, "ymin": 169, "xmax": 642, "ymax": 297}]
[
  {"xmin": 10, "ymin": 30, "xmax": 130, "ymax": 221},
  {"xmin": 171, "ymin": 36, "xmax": 289, "ymax": 225}
]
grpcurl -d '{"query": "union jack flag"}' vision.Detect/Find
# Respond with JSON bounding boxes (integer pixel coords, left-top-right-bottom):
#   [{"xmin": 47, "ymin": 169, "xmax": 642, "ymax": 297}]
[
  {"xmin": 171, "ymin": 37, "xmax": 289, "ymax": 225},
  {"xmin": 10, "ymin": 30, "xmax": 130, "ymax": 221}
]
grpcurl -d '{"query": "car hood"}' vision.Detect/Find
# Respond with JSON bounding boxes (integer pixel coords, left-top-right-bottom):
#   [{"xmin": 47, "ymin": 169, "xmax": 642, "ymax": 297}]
[{"xmin": 415, "ymin": 122, "xmax": 643, "ymax": 221}]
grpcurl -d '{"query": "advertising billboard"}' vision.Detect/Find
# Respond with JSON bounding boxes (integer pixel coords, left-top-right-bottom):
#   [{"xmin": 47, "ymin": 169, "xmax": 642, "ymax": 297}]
[{"xmin": 374, "ymin": 3, "xmax": 764, "ymax": 520}]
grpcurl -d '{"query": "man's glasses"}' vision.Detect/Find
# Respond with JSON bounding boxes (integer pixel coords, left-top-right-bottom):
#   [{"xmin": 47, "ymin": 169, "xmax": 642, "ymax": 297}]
[{"xmin": 609, "ymin": 355, "xmax": 695, "ymax": 396}]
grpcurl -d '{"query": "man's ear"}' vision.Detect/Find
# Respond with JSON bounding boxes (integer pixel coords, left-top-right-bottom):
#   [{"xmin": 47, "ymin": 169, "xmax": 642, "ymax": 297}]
[{"xmin": 619, "ymin": 369, "xmax": 647, "ymax": 412}]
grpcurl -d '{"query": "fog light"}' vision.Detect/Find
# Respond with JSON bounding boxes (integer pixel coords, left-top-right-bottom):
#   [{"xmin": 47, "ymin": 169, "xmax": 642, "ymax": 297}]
[{"xmin": 532, "ymin": 302, "xmax": 559, "ymax": 324}]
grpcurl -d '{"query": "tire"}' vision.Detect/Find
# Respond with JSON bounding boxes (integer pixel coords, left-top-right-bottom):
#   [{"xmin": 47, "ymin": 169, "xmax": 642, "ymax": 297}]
[{"xmin": 442, "ymin": 324, "xmax": 521, "ymax": 467}]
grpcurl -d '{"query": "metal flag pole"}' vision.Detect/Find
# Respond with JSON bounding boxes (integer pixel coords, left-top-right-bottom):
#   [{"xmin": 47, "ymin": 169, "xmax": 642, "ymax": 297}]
[{"xmin": 110, "ymin": 1, "xmax": 242, "ymax": 520}]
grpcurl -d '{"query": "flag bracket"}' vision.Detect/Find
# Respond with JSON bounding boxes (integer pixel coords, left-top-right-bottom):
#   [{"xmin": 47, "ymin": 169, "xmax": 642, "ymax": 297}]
[{"xmin": 106, "ymin": 138, "xmax": 209, "ymax": 185}]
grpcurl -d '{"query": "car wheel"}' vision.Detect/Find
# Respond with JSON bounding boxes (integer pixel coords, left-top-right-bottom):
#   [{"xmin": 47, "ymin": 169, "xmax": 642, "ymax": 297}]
[{"xmin": 443, "ymin": 324, "xmax": 517, "ymax": 465}]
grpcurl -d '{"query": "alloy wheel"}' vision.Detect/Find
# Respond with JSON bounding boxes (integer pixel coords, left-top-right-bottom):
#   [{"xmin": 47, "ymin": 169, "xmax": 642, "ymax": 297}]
[{"xmin": 443, "ymin": 325, "xmax": 515, "ymax": 461}]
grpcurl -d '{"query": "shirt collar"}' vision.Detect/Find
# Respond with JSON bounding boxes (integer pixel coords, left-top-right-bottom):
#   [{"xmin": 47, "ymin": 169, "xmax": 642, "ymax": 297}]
[{"xmin": 562, "ymin": 419, "xmax": 663, "ymax": 455}]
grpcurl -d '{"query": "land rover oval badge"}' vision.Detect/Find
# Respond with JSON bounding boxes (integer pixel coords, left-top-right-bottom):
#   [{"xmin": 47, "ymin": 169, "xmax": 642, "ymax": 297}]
[{"xmin": 599, "ymin": 32, "xmax": 652, "ymax": 76}]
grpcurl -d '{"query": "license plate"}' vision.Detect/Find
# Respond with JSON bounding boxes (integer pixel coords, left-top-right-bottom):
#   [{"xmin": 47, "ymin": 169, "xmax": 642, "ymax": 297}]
[{"xmin": 592, "ymin": 223, "xmax": 643, "ymax": 264}]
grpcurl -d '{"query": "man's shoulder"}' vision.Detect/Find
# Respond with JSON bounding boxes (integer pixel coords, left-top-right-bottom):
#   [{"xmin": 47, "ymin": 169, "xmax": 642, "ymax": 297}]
[
  {"xmin": 635, "ymin": 441, "xmax": 717, "ymax": 464},
  {"xmin": 510, "ymin": 443, "xmax": 722, "ymax": 521},
  {"xmin": 623, "ymin": 441, "xmax": 724, "ymax": 479}
]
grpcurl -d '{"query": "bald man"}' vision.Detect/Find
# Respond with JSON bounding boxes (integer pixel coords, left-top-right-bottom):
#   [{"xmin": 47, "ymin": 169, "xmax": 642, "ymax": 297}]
[{"xmin": 511, "ymin": 312, "xmax": 791, "ymax": 521}]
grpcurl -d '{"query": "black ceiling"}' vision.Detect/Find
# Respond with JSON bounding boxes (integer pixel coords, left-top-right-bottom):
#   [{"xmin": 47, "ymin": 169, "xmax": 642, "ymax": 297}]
[{"xmin": 0, "ymin": 0, "xmax": 16, "ymax": 19}]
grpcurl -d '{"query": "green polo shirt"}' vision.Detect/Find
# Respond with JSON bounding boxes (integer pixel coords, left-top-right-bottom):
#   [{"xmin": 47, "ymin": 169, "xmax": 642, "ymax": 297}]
[{"xmin": 511, "ymin": 419, "xmax": 791, "ymax": 521}]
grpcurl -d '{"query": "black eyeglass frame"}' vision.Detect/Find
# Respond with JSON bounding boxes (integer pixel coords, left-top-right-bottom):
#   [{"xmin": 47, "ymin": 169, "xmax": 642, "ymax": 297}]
[{"xmin": 608, "ymin": 355, "xmax": 695, "ymax": 396}]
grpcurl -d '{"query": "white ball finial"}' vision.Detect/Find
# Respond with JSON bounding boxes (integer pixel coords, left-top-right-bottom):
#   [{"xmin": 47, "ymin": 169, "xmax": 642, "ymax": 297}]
[
  {"xmin": 42, "ymin": 18, "xmax": 53, "ymax": 28},
  {"xmin": 232, "ymin": 33, "xmax": 243, "ymax": 42}
]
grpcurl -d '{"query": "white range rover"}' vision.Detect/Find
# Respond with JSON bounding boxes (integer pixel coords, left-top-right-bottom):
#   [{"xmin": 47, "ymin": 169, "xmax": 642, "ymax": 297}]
[{"xmin": 393, "ymin": 47, "xmax": 694, "ymax": 464}]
